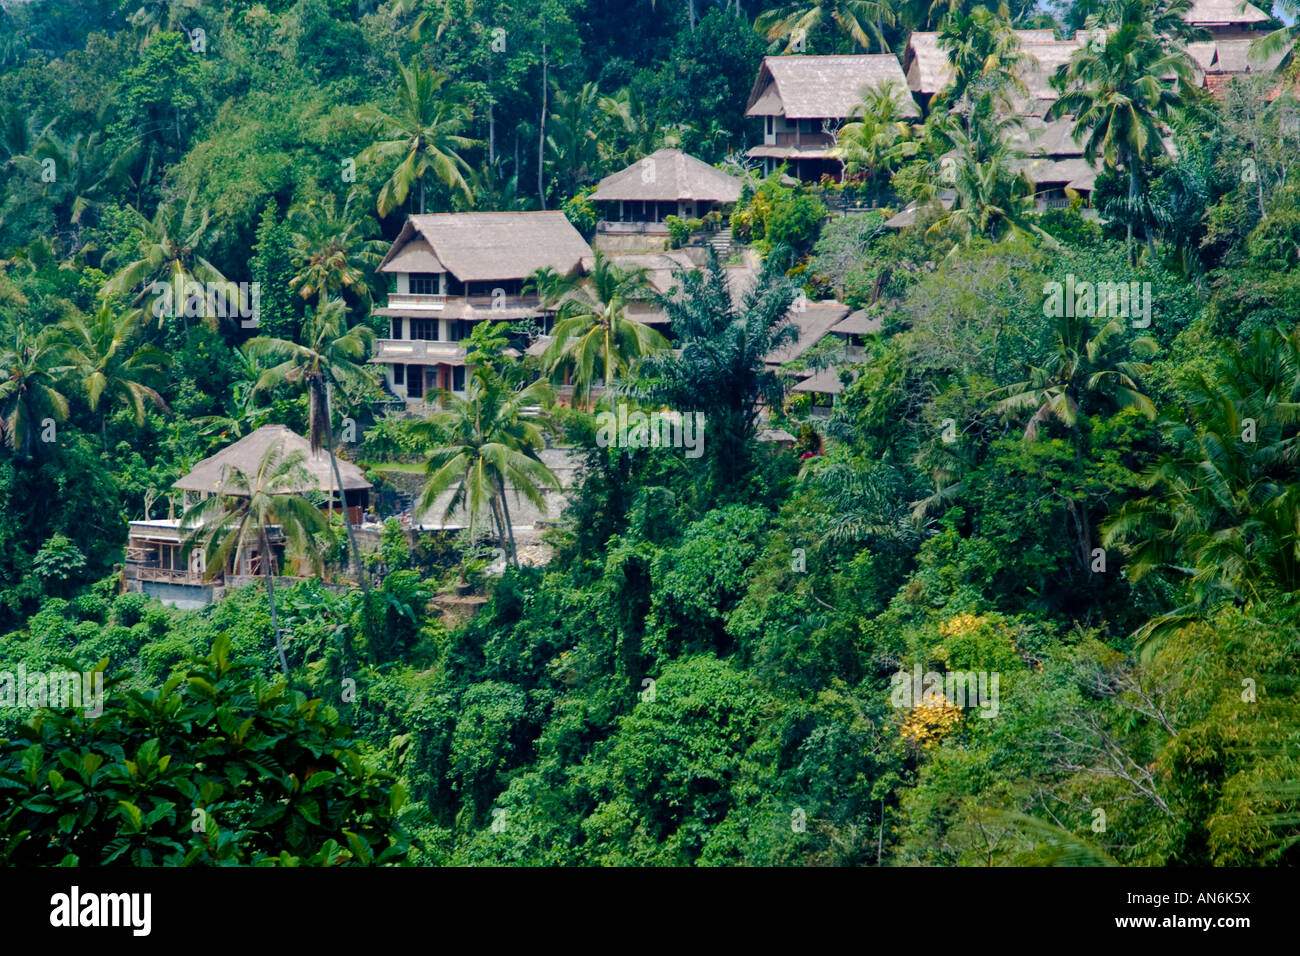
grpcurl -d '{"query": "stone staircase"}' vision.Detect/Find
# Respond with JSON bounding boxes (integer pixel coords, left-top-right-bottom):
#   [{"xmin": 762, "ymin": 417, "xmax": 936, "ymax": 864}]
[{"xmin": 708, "ymin": 232, "xmax": 733, "ymax": 258}]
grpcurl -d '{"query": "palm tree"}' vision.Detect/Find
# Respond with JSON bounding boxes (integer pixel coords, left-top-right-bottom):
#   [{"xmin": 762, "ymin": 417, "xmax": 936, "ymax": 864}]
[
  {"xmin": 193, "ymin": 346, "xmax": 274, "ymax": 446},
  {"xmin": 181, "ymin": 442, "xmax": 328, "ymax": 677},
  {"xmin": 546, "ymin": 81, "xmax": 603, "ymax": 198},
  {"xmin": 58, "ymin": 302, "xmax": 171, "ymax": 447},
  {"xmin": 921, "ymin": 108, "xmax": 1044, "ymax": 244},
  {"xmin": 99, "ymin": 189, "xmax": 231, "ymax": 327},
  {"xmin": 935, "ymin": 5, "xmax": 1030, "ymax": 116},
  {"xmin": 1251, "ymin": 0, "xmax": 1300, "ymax": 71},
  {"xmin": 756, "ymin": 0, "xmax": 895, "ymax": 54},
  {"xmin": 0, "ymin": 321, "xmax": 72, "ymax": 459},
  {"xmin": 356, "ymin": 60, "xmax": 481, "ymax": 216},
  {"xmin": 996, "ymin": 313, "xmax": 1156, "ymax": 440},
  {"xmin": 1047, "ymin": 3, "xmax": 1194, "ymax": 259},
  {"xmin": 245, "ymin": 299, "xmax": 375, "ymax": 591},
  {"xmin": 996, "ymin": 312, "xmax": 1157, "ymax": 571},
  {"xmin": 597, "ymin": 86, "xmax": 685, "ymax": 168},
  {"xmin": 531, "ymin": 251, "xmax": 668, "ymax": 408},
  {"xmin": 831, "ymin": 80, "xmax": 918, "ymax": 192},
  {"xmin": 632, "ymin": 253, "xmax": 801, "ymax": 490},
  {"xmin": 287, "ymin": 190, "xmax": 388, "ymax": 307},
  {"xmin": 1103, "ymin": 327, "xmax": 1300, "ymax": 646},
  {"xmin": 414, "ymin": 366, "xmax": 560, "ymax": 568},
  {"xmin": 12, "ymin": 127, "xmax": 137, "ymax": 252}
]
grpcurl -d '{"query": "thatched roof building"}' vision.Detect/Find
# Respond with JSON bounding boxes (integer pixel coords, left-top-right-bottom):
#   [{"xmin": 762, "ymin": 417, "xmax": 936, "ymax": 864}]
[{"xmin": 173, "ymin": 425, "xmax": 372, "ymax": 496}]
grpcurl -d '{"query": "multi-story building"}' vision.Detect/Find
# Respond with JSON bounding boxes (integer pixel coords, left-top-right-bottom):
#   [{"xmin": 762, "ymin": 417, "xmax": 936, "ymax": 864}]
[
  {"xmin": 369, "ymin": 211, "xmax": 593, "ymax": 403},
  {"xmin": 123, "ymin": 425, "xmax": 371, "ymax": 608},
  {"xmin": 745, "ymin": 54, "xmax": 919, "ymax": 181}
]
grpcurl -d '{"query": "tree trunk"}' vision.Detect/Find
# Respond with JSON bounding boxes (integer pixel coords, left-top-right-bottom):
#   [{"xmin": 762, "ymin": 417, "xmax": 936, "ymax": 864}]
[
  {"xmin": 324, "ymin": 411, "xmax": 370, "ymax": 598},
  {"xmin": 1127, "ymin": 162, "xmax": 1138, "ymax": 266},
  {"xmin": 260, "ymin": 526, "xmax": 290, "ymax": 678},
  {"xmin": 497, "ymin": 479, "xmax": 519, "ymax": 568},
  {"xmin": 539, "ymin": 44, "xmax": 549, "ymax": 210}
]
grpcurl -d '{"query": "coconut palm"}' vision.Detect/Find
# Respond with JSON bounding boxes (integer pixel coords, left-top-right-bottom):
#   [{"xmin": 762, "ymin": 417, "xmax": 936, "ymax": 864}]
[
  {"xmin": 356, "ymin": 60, "xmax": 481, "ymax": 216},
  {"xmin": 414, "ymin": 366, "xmax": 560, "ymax": 568},
  {"xmin": 58, "ymin": 302, "xmax": 171, "ymax": 447},
  {"xmin": 531, "ymin": 251, "xmax": 668, "ymax": 408},
  {"xmin": 546, "ymin": 81, "xmax": 603, "ymax": 198},
  {"xmin": 99, "ymin": 189, "xmax": 232, "ymax": 328},
  {"xmin": 935, "ymin": 5, "xmax": 1030, "ymax": 116},
  {"xmin": 597, "ymin": 86, "xmax": 685, "ymax": 168},
  {"xmin": 831, "ymin": 80, "xmax": 918, "ymax": 190},
  {"xmin": 287, "ymin": 190, "xmax": 388, "ymax": 307},
  {"xmin": 245, "ymin": 299, "xmax": 375, "ymax": 591},
  {"xmin": 995, "ymin": 313, "xmax": 1157, "ymax": 441},
  {"xmin": 0, "ymin": 321, "xmax": 72, "ymax": 459},
  {"xmin": 181, "ymin": 442, "xmax": 328, "ymax": 677},
  {"xmin": 12, "ymin": 127, "xmax": 137, "ymax": 252},
  {"xmin": 1251, "ymin": 0, "xmax": 1300, "ymax": 71},
  {"xmin": 1047, "ymin": 3, "xmax": 1194, "ymax": 258},
  {"xmin": 921, "ymin": 108, "xmax": 1043, "ymax": 244},
  {"xmin": 192, "ymin": 346, "xmax": 274, "ymax": 446},
  {"xmin": 1103, "ymin": 327, "xmax": 1300, "ymax": 647},
  {"xmin": 756, "ymin": 0, "xmax": 895, "ymax": 54}
]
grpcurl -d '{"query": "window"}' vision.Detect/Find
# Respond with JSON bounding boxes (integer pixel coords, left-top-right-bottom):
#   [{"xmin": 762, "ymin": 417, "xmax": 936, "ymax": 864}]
[
  {"xmin": 411, "ymin": 318, "xmax": 439, "ymax": 341},
  {"xmin": 766, "ymin": 116, "xmax": 773, "ymax": 135},
  {"xmin": 447, "ymin": 320, "xmax": 470, "ymax": 342},
  {"xmin": 453, "ymin": 366, "xmax": 466, "ymax": 392},
  {"xmin": 409, "ymin": 274, "xmax": 440, "ymax": 295},
  {"xmin": 394, "ymin": 364, "xmax": 405, "ymax": 386},
  {"xmin": 390, "ymin": 318, "xmax": 401, "ymax": 338}
]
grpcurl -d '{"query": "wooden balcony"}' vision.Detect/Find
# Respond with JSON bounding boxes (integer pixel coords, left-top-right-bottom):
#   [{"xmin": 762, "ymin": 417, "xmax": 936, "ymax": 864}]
[
  {"xmin": 124, "ymin": 564, "xmax": 208, "ymax": 585},
  {"xmin": 773, "ymin": 131, "xmax": 835, "ymax": 148}
]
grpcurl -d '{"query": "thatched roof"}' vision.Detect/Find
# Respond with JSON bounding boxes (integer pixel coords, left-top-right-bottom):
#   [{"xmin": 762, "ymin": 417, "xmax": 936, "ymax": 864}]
[
  {"xmin": 883, "ymin": 191, "xmax": 955, "ymax": 229},
  {"xmin": 173, "ymin": 425, "xmax": 372, "ymax": 495},
  {"xmin": 832, "ymin": 310, "xmax": 883, "ymax": 336},
  {"xmin": 745, "ymin": 55, "xmax": 919, "ymax": 120},
  {"xmin": 1184, "ymin": 0, "xmax": 1269, "ymax": 26},
  {"xmin": 1009, "ymin": 116, "xmax": 1086, "ymax": 157},
  {"xmin": 765, "ymin": 302, "xmax": 851, "ymax": 365},
  {"xmin": 793, "ymin": 365, "xmax": 850, "ymax": 395},
  {"xmin": 377, "ymin": 212, "xmax": 593, "ymax": 283},
  {"xmin": 1016, "ymin": 36, "xmax": 1088, "ymax": 106},
  {"xmin": 1017, "ymin": 155, "xmax": 1100, "ymax": 189},
  {"xmin": 756, "ymin": 427, "xmax": 797, "ymax": 443},
  {"xmin": 590, "ymin": 149, "xmax": 742, "ymax": 204},
  {"xmin": 1210, "ymin": 37, "xmax": 1288, "ymax": 73},
  {"xmin": 380, "ymin": 236, "xmax": 444, "ymax": 274},
  {"xmin": 903, "ymin": 30, "xmax": 1079, "ymax": 96}
]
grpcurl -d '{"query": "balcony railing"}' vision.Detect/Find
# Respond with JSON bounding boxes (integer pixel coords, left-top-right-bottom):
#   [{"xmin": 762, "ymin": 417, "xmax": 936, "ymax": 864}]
[
  {"xmin": 387, "ymin": 292, "xmax": 448, "ymax": 310},
  {"xmin": 125, "ymin": 565, "xmax": 208, "ymax": 585},
  {"xmin": 372, "ymin": 338, "xmax": 467, "ymax": 363},
  {"xmin": 773, "ymin": 131, "xmax": 835, "ymax": 148}
]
